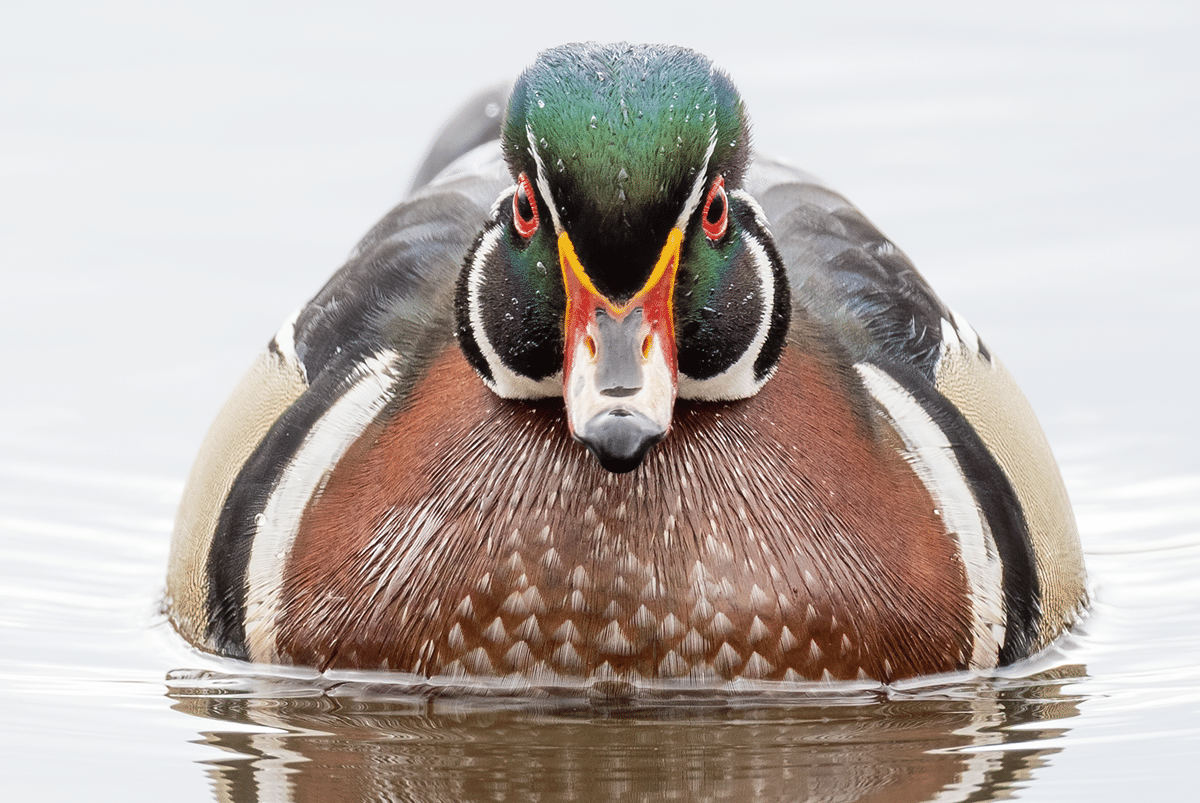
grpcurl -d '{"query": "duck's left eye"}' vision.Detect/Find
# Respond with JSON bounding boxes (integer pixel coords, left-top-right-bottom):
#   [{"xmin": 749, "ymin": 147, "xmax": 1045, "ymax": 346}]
[
  {"xmin": 513, "ymin": 173, "xmax": 540, "ymax": 239},
  {"xmin": 701, "ymin": 175, "xmax": 728, "ymax": 241}
]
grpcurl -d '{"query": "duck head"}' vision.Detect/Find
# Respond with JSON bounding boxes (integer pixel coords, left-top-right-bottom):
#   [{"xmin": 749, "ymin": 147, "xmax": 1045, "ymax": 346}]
[{"xmin": 456, "ymin": 44, "xmax": 790, "ymax": 472}]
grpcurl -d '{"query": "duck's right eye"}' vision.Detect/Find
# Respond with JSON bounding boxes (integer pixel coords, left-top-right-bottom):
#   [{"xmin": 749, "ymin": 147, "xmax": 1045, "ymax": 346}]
[{"xmin": 513, "ymin": 173, "xmax": 539, "ymax": 239}]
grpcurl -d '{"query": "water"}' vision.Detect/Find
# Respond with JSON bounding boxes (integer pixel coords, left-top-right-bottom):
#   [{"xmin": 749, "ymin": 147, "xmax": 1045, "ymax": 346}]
[{"xmin": 2, "ymin": 1, "xmax": 1198, "ymax": 799}]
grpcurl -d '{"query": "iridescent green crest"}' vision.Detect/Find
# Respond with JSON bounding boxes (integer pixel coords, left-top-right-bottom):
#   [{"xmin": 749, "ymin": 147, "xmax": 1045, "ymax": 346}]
[{"xmin": 502, "ymin": 43, "xmax": 750, "ymax": 299}]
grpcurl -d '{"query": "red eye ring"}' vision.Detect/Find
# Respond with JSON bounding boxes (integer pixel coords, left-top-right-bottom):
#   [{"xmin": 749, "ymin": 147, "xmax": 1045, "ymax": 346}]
[
  {"xmin": 513, "ymin": 173, "xmax": 539, "ymax": 239},
  {"xmin": 701, "ymin": 175, "xmax": 728, "ymax": 241}
]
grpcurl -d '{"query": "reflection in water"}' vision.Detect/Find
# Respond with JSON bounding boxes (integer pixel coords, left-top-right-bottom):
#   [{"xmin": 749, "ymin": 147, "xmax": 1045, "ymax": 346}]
[{"xmin": 168, "ymin": 666, "xmax": 1084, "ymax": 803}]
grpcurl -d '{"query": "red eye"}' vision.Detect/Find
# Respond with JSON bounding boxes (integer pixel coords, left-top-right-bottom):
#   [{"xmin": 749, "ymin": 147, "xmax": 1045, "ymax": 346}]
[
  {"xmin": 701, "ymin": 175, "xmax": 728, "ymax": 241},
  {"xmin": 513, "ymin": 173, "xmax": 539, "ymax": 239}
]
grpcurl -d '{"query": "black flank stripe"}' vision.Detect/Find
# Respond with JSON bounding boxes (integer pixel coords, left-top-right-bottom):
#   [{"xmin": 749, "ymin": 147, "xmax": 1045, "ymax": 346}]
[
  {"xmin": 203, "ymin": 349, "xmax": 373, "ymax": 659},
  {"xmin": 877, "ymin": 360, "xmax": 1042, "ymax": 665}
]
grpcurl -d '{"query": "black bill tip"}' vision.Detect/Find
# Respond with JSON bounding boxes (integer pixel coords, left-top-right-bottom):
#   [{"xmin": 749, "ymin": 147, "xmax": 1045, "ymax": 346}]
[{"xmin": 575, "ymin": 409, "xmax": 666, "ymax": 473}]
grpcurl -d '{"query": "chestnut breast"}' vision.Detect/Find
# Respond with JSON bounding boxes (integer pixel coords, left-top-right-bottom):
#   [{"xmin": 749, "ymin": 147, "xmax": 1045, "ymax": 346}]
[{"xmin": 272, "ymin": 342, "xmax": 970, "ymax": 684}]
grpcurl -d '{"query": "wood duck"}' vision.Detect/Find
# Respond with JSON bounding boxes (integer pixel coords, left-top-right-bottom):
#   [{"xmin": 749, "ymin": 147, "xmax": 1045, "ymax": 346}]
[{"xmin": 167, "ymin": 43, "xmax": 1087, "ymax": 687}]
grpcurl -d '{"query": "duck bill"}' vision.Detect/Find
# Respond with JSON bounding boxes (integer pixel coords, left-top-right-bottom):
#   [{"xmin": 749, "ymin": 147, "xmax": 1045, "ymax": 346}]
[{"xmin": 559, "ymin": 229, "xmax": 681, "ymax": 473}]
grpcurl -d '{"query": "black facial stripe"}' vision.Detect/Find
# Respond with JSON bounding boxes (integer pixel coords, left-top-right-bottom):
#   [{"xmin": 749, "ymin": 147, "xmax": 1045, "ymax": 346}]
[
  {"xmin": 479, "ymin": 248, "xmax": 563, "ymax": 381},
  {"xmin": 675, "ymin": 235, "xmax": 763, "ymax": 380},
  {"xmin": 456, "ymin": 204, "xmax": 564, "ymax": 383},
  {"xmin": 675, "ymin": 201, "xmax": 790, "ymax": 383}
]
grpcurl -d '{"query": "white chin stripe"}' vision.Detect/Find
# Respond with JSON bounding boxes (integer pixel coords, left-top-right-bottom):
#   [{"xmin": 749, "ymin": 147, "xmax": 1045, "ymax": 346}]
[
  {"xmin": 854, "ymin": 362, "xmax": 1006, "ymax": 670},
  {"xmin": 242, "ymin": 349, "xmax": 400, "ymax": 663}
]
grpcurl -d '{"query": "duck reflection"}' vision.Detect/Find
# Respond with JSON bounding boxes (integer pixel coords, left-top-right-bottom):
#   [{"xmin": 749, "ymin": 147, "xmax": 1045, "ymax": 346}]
[{"xmin": 168, "ymin": 666, "xmax": 1084, "ymax": 803}]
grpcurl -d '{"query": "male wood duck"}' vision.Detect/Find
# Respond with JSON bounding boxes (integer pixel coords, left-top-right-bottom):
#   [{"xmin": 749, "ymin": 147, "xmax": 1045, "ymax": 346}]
[{"xmin": 168, "ymin": 43, "xmax": 1086, "ymax": 687}]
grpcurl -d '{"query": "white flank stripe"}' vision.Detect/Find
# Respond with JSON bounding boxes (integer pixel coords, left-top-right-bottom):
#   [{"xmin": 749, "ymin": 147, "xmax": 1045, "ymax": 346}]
[
  {"xmin": 242, "ymin": 349, "xmax": 401, "ymax": 663},
  {"xmin": 854, "ymin": 362, "xmax": 1006, "ymax": 669}
]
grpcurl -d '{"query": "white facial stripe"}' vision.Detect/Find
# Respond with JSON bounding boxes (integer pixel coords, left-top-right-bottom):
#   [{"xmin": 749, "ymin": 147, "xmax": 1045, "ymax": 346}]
[
  {"xmin": 854, "ymin": 362, "xmax": 1007, "ymax": 669},
  {"xmin": 674, "ymin": 121, "xmax": 720, "ymax": 231},
  {"xmin": 526, "ymin": 125, "xmax": 564, "ymax": 234},
  {"xmin": 242, "ymin": 349, "xmax": 401, "ymax": 663},
  {"xmin": 466, "ymin": 224, "xmax": 561, "ymax": 399},
  {"xmin": 677, "ymin": 226, "xmax": 776, "ymax": 401}
]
